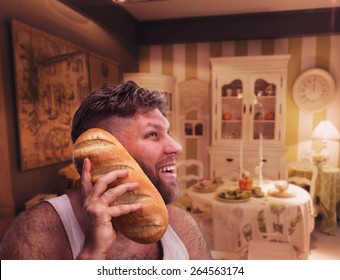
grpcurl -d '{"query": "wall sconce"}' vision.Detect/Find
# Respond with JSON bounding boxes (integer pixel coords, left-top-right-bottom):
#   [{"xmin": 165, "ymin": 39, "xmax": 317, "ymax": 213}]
[{"xmin": 311, "ymin": 120, "xmax": 340, "ymax": 162}]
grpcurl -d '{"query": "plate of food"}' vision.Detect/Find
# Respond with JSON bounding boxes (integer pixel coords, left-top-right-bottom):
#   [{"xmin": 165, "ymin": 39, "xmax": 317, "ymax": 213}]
[
  {"xmin": 215, "ymin": 189, "xmax": 251, "ymax": 203},
  {"xmin": 192, "ymin": 179, "xmax": 217, "ymax": 193}
]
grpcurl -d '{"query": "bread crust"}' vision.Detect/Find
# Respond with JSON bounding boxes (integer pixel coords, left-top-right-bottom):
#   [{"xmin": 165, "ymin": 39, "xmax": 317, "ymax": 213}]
[{"xmin": 72, "ymin": 128, "xmax": 169, "ymax": 244}]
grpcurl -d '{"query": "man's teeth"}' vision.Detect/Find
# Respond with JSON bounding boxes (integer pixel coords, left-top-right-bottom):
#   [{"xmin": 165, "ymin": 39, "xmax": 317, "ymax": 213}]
[{"xmin": 159, "ymin": 166, "xmax": 175, "ymax": 172}]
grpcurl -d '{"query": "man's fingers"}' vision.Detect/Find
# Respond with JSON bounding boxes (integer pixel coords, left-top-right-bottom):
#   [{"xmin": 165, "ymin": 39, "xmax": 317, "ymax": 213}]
[
  {"xmin": 81, "ymin": 158, "xmax": 93, "ymax": 198},
  {"xmin": 108, "ymin": 203, "xmax": 142, "ymax": 218},
  {"xmin": 90, "ymin": 169, "xmax": 129, "ymax": 198},
  {"xmin": 81, "ymin": 157, "xmax": 131, "ymax": 199},
  {"xmin": 101, "ymin": 181, "xmax": 139, "ymax": 205}
]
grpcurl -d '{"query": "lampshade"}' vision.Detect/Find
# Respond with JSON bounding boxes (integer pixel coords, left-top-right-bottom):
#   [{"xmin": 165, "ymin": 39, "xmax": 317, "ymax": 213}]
[{"xmin": 311, "ymin": 121, "xmax": 340, "ymax": 140}]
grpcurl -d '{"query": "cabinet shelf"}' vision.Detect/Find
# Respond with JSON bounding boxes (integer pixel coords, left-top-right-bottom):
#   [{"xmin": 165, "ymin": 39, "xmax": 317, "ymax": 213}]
[
  {"xmin": 222, "ymin": 96, "xmax": 242, "ymax": 100},
  {"xmin": 222, "ymin": 120, "xmax": 242, "ymax": 123},
  {"xmin": 256, "ymin": 96, "xmax": 276, "ymax": 99},
  {"xmin": 254, "ymin": 120, "xmax": 275, "ymax": 123}
]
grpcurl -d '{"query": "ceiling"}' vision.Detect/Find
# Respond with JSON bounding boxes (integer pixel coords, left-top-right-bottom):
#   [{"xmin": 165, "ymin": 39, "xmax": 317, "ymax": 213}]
[{"xmin": 64, "ymin": 0, "xmax": 340, "ymax": 21}]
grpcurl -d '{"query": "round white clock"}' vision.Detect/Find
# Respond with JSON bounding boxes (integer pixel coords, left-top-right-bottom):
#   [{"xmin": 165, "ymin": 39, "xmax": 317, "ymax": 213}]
[{"xmin": 292, "ymin": 68, "xmax": 336, "ymax": 112}]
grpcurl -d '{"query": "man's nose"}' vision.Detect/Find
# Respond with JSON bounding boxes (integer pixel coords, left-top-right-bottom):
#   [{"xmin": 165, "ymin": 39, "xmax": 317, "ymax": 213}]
[{"xmin": 165, "ymin": 137, "xmax": 182, "ymax": 155}]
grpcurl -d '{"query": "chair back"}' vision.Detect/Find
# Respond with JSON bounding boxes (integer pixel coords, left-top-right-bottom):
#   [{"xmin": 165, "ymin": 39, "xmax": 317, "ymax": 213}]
[
  {"xmin": 285, "ymin": 159, "xmax": 318, "ymax": 204},
  {"xmin": 175, "ymin": 159, "xmax": 216, "ymax": 250},
  {"xmin": 176, "ymin": 159, "xmax": 204, "ymax": 191}
]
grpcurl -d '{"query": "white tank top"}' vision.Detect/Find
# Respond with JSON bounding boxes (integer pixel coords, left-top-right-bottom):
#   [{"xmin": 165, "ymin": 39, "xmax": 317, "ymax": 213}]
[{"xmin": 47, "ymin": 195, "xmax": 189, "ymax": 260}]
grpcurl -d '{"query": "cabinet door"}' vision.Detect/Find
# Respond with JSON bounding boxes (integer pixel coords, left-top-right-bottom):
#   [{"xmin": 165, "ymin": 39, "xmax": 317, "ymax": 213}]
[
  {"xmin": 246, "ymin": 156, "xmax": 281, "ymax": 180},
  {"xmin": 214, "ymin": 74, "xmax": 248, "ymax": 145},
  {"xmin": 210, "ymin": 152, "xmax": 240, "ymax": 181},
  {"xmin": 249, "ymin": 72, "xmax": 282, "ymax": 144}
]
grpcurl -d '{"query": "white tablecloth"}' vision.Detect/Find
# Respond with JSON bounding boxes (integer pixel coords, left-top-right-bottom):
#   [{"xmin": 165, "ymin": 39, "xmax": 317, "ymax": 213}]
[{"xmin": 188, "ymin": 181, "xmax": 314, "ymax": 259}]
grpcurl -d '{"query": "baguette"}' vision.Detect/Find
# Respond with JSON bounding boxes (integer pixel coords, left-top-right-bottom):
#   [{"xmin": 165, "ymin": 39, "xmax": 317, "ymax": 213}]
[{"xmin": 72, "ymin": 128, "xmax": 169, "ymax": 244}]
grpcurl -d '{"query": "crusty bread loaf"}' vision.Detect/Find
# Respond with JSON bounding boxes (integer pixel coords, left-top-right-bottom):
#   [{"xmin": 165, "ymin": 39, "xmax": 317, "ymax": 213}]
[{"xmin": 72, "ymin": 128, "xmax": 169, "ymax": 244}]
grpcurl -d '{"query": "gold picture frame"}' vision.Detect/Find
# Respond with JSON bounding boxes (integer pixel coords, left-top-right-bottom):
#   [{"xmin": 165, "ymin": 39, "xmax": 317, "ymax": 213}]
[{"xmin": 11, "ymin": 20, "xmax": 90, "ymax": 170}]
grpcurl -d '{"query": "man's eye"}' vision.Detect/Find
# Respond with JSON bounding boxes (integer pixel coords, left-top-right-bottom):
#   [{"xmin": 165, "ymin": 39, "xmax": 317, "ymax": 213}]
[{"xmin": 147, "ymin": 132, "xmax": 158, "ymax": 138}]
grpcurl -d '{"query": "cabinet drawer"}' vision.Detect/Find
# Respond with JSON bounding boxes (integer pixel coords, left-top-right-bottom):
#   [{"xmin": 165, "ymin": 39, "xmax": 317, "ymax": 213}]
[
  {"xmin": 210, "ymin": 154, "xmax": 240, "ymax": 180},
  {"xmin": 246, "ymin": 157, "xmax": 280, "ymax": 180},
  {"xmin": 214, "ymin": 154, "xmax": 240, "ymax": 166},
  {"xmin": 213, "ymin": 166, "xmax": 240, "ymax": 181},
  {"xmin": 209, "ymin": 149, "xmax": 283, "ymax": 180},
  {"xmin": 246, "ymin": 156, "xmax": 278, "ymax": 166}
]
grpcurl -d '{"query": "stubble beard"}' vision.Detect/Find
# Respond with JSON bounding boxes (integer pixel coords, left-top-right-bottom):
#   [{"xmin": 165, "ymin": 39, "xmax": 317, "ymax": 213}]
[{"xmin": 135, "ymin": 159, "xmax": 180, "ymax": 204}]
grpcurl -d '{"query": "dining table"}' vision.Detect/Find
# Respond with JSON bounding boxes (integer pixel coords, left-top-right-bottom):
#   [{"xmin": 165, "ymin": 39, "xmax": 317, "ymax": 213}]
[
  {"xmin": 288, "ymin": 165, "xmax": 340, "ymax": 235},
  {"xmin": 188, "ymin": 180, "xmax": 314, "ymax": 260}
]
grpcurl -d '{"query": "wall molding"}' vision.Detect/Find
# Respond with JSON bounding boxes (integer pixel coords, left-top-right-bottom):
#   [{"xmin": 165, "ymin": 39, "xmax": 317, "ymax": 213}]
[{"xmin": 137, "ymin": 8, "xmax": 340, "ymax": 44}]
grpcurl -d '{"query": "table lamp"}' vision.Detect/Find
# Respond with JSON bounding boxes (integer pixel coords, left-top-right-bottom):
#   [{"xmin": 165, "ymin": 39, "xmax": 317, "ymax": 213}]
[{"xmin": 311, "ymin": 120, "xmax": 340, "ymax": 162}]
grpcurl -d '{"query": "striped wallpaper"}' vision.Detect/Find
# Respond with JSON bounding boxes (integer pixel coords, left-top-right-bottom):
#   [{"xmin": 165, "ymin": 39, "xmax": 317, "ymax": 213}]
[{"xmin": 138, "ymin": 35, "xmax": 340, "ymax": 176}]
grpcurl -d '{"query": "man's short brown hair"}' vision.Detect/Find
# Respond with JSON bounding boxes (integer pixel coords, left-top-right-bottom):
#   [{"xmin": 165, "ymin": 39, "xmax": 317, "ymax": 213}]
[{"xmin": 71, "ymin": 81, "xmax": 168, "ymax": 142}]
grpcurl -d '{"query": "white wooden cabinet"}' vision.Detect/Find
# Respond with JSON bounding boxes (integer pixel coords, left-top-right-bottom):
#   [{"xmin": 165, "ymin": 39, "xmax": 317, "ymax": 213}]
[
  {"xmin": 209, "ymin": 55, "xmax": 290, "ymax": 180},
  {"xmin": 123, "ymin": 73, "xmax": 176, "ymax": 132}
]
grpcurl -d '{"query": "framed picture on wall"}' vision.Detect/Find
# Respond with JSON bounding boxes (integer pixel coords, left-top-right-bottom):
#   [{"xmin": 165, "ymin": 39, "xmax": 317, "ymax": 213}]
[
  {"xmin": 11, "ymin": 20, "xmax": 90, "ymax": 170},
  {"xmin": 184, "ymin": 120, "xmax": 205, "ymax": 138},
  {"xmin": 88, "ymin": 53, "xmax": 119, "ymax": 91}
]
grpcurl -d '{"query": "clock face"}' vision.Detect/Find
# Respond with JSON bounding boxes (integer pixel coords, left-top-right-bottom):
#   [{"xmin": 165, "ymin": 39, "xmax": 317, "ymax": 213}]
[{"xmin": 293, "ymin": 68, "xmax": 336, "ymax": 112}]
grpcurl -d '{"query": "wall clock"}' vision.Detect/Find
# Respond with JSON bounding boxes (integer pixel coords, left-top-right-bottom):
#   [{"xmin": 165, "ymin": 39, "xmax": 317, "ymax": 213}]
[{"xmin": 292, "ymin": 68, "xmax": 336, "ymax": 112}]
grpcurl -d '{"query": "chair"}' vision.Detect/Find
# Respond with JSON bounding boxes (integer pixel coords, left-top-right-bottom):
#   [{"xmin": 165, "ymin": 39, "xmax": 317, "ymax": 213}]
[
  {"xmin": 285, "ymin": 158, "xmax": 318, "ymax": 207},
  {"xmin": 176, "ymin": 159, "xmax": 204, "ymax": 196},
  {"xmin": 172, "ymin": 159, "xmax": 204, "ymax": 211},
  {"xmin": 175, "ymin": 159, "xmax": 214, "ymax": 248},
  {"xmin": 285, "ymin": 159, "xmax": 319, "ymax": 238}
]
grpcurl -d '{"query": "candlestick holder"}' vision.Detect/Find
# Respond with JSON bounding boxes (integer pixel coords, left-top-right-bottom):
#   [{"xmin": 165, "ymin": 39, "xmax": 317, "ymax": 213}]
[
  {"xmin": 255, "ymin": 160, "xmax": 264, "ymax": 186},
  {"xmin": 239, "ymin": 167, "xmax": 244, "ymax": 180}
]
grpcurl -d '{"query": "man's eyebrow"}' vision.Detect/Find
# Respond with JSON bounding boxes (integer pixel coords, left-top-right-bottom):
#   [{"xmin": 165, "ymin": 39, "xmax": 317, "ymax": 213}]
[
  {"xmin": 142, "ymin": 122, "xmax": 169, "ymax": 131},
  {"xmin": 143, "ymin": 123, "xmax": 162, "ymax": 130}
]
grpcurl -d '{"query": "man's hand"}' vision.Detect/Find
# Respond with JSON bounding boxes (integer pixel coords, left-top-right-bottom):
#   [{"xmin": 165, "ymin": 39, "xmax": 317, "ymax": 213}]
[{"xmin": 77, "ymin": 158, "xmax": 141, "ymax": 259}]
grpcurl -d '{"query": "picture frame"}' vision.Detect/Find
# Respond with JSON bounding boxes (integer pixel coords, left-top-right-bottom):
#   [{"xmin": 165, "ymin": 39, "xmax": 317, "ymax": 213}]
[
  {"xmin": 183, "ymin": 120, "xmax": 205, "ymax": 138},
  {"xmin": 11, "ymin": 20, "xmax": 90, "ymax": 170}
]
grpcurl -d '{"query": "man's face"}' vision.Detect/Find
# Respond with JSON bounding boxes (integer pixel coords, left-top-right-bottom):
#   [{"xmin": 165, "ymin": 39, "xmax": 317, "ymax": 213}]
[{"xmin": 99, "ymin": 109, "xmax": 182, "ymax": 204}]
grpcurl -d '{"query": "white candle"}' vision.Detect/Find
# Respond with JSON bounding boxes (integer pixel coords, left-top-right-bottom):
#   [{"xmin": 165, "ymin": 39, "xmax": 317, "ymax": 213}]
[
  {"xmin": 259, "ymin": 132, "xmax": 263, "ymax": 161},
  {"xmin": 259, "ymin": 132, "xmax": 263, "ymax": 184},
  {"xmin": 240, "ymin": 140, "xmax": 243, "ymax": 178}
]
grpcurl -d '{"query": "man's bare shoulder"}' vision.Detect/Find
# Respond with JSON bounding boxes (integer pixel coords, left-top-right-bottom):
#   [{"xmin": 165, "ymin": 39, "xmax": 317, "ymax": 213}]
[
  {"xmin": 167, "ymin": 204, "xmax": 203, "ymax": 235},
  {"xmin": 0, "ymin": 202, "xmax": 72, "ymax": 259},
  {"xmin": 167, "ymin": 204, "xmax": 194, "ymax": 222},
  {"xmin": 167, "ymin": 204, "xmax": 211, "ymax": 260}
]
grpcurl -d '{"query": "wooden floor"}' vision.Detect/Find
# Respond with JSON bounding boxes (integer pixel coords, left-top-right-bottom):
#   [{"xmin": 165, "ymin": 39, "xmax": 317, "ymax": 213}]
[{"xmin": 309, "ymin": 218, "xmax": 340, "ymax": 260}]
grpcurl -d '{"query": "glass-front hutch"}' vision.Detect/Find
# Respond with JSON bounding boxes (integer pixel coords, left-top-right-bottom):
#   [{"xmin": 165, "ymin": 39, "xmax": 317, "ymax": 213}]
[{"xmin": 209, "ymin": 55, "xmax": 291, "ymax": 180}]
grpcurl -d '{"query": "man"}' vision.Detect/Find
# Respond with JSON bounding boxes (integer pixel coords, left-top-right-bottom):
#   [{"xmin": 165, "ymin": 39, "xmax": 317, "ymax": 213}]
[{"xmin": 0, "ymin": 81, "xmax": 211, "ymax": 260}]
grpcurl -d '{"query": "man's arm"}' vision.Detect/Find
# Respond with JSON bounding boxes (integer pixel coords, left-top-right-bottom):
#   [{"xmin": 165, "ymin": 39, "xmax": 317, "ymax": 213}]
[
  {"xmin": 0, "ymin": 203, "xmax": 72, "ymax": 259},
  {"xmin": 167, "ymin": 204, "xmax": 212, "ymax": 260}
]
